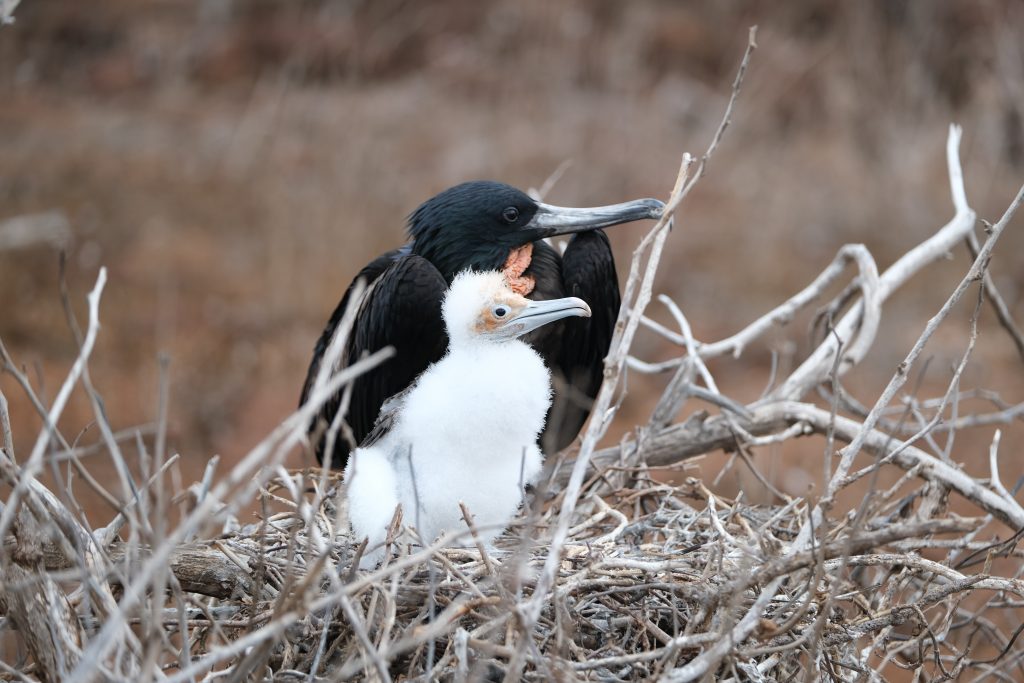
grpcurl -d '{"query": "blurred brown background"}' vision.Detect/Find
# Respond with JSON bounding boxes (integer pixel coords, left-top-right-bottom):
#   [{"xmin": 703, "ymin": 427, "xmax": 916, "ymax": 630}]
[{"xmin": 1, "ymin": 0, "xmax": 1022, "ymax": 515}]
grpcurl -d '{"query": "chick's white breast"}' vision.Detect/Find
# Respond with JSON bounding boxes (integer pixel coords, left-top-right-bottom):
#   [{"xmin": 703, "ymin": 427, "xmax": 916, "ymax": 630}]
[{"xmin": 401, "ymin": 343, "xmax": 552, "ymax": 446}]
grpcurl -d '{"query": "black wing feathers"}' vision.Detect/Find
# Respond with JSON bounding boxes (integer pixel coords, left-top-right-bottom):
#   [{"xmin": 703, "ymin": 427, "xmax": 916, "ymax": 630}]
[
  {"xmin": 299, "ymin": 250, "xmax": 399, "ymax": 427},
  {"xmin": 543, "ymin": 230, "xmax": 621, "ymax": 451},
  {"xmin": 300, "ymin": 254, "xmax": 448, "ymax": 468}
]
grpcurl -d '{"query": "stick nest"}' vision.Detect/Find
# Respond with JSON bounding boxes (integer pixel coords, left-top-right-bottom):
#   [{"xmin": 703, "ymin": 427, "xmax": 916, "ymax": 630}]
[{"xmin": 134, "ymin": 462, "xmax": 1011, "ymax": 682}]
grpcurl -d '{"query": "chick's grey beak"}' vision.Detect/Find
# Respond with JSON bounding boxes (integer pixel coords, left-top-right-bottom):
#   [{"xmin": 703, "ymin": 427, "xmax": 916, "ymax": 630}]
[
  {"xmin": 504, "ymin": 297, "xmax": 591, "ymax": 339},
  {"xmin": 527, "ymin": 197, "xmax": 664, "ymax": 238}
]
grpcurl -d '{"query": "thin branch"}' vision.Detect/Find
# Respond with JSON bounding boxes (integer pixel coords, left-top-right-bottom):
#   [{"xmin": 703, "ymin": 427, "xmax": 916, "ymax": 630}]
[{"xmin": 772, "ymin": 124, "xmax": 977, "ymax": 400}]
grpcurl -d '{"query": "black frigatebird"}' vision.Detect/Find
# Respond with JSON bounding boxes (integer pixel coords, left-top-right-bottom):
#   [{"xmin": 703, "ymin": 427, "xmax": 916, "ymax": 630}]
[{"xmin": 300, "ymin": 181, "xmax": 663, "ymax": 469}]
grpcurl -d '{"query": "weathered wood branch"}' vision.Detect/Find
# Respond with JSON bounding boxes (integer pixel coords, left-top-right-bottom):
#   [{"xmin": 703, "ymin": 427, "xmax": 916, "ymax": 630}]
[
  {"xmin": 558, "ymin": 399, "xmax": 1024, "ymax": 529},
  {"xmin": 771, "ymin": 125, "xmax": 977, "ymax": 400},
  {"xmin": 1, "ymin": 537, "xmax": 256, "ymax": 602},
  {"xmin": 0, "ymin": 506, "xmax": 82, "ymax": 683},
  {"xmin": 0, "ymin": 211, "xmax": 70, "ymax": 251}
]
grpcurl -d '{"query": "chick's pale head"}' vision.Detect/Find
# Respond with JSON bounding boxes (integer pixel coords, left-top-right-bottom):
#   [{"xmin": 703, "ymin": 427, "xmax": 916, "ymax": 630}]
[{"xmin": 443, "ymin": 271, "xmax": 591, "ymax": 346}]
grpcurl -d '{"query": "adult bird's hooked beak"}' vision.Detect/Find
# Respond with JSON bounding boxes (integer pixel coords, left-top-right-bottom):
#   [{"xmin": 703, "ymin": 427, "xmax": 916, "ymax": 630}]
[
  {"xmin": 526, "ymin": 197, "xmax": 665, "ymax": 238},
  {"xmin": 493, "ymin": 296, "xmax": 592, "ymax": 341}
]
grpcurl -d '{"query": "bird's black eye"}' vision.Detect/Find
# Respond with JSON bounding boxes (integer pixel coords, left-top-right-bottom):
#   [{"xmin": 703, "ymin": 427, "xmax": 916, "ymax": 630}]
[
  {"xmin": 493, "ymin": 305, "xmax": 509, "ymax": 319},
  {"xmin": 502, "ymin": 206, "xmax": 520, "ymax": 223}
]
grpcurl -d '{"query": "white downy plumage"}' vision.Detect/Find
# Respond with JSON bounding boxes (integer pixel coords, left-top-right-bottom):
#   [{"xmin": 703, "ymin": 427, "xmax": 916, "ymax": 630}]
[{"xmin": 345, "ymin": 270, "xmax": 590, "ymax": 567}]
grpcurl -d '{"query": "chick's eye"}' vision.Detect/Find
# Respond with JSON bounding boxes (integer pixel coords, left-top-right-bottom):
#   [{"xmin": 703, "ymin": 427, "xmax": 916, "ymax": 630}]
[
  {"xmin": 492, "ymin": 306, "xmax": 509, "ymax": 319},
  {"xmin": 502, "ymin": 206, "xmax": 520, "ymax": 223}
]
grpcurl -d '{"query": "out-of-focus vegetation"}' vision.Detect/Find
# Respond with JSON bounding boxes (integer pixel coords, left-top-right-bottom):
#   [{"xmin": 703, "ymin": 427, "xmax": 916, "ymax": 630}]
[{"xmin": 1, "ymin": 0, "xmax": 1022, "ymax": 502}]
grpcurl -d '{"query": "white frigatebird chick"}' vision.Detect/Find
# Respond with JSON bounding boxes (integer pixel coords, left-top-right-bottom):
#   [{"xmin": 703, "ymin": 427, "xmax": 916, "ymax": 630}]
[
  {"xmin": 345, "ymin": 270, "xmax": 591, "ymax": 567},
  {"xmin": 300, "ymin": 181, "xmax": 663, "ymax": 468}
]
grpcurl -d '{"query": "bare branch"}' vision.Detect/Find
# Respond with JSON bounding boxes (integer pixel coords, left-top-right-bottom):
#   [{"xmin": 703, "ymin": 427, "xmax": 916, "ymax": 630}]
[{"xmin": 772, "ymin": 125, "xmax": 977, "ymax": 400}]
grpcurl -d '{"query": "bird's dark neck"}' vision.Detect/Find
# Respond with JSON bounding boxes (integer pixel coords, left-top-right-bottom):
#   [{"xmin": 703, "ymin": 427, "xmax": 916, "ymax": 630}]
[{"xmin": 410, "ymin": 238, "xmax": 510, "ymax": 284}]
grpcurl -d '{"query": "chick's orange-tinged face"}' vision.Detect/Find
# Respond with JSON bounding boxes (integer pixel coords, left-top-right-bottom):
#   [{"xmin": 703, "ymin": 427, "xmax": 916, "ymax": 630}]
[{"xmin": 473, "ymin": 292, "xmax": 528, "ymax": 335}]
